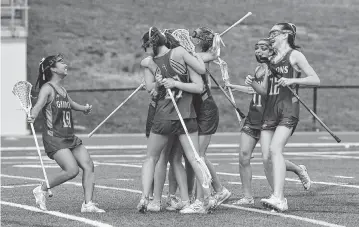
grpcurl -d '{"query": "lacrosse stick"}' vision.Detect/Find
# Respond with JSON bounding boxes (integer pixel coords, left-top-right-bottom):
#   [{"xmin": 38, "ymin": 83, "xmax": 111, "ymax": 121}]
[
  {"xmin": 167, "ymin": 88, "xmax": 212, "ymax": 188},
  {"xmin": 264, "ymin": 61, "xmax": 341, "ymax": 143},
  {"xmin": 12, "ymin": 81, "xmax": 53, "ymax": 197},
  {"xmin": 88, "ymin": 83, "xmax": 145, "ymax": 137},
  {"xmin": 219, "ymin": 12, "xmax": 252, "ymax": 37}
]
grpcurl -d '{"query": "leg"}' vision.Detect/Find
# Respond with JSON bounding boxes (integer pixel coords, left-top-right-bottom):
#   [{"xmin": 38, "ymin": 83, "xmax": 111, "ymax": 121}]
[
  {"xmin": 168, "ymin": 164, "xmax": 178, "ymax": 195},
  {"xmin": 152, "ymin": 137, "xmax": 174, "ymax": 202},
  {"xmin": 270, "ymin": 126, "xmax": 293, "ymax": 200},
  {"xmin": 260, "ymin": 130, "xmax": 275, "ymax": 191},
  {"xmin": 238, "ymin": 132, "xmax": 258, "ymax": 199},
  {"xmin": 72, "ymin": 145, "xmax": 105, "ymax": 212},
  {"xmin": 183, "ymin": 154, "xmax": 195, "ymax": 197},
  {"xmin": 33, "ymin": 149, "xmax": 79, "ymax": 211},
  {"xmin": 169, "ymin": 138, "xmax": 189, "ymax": 202},
  {"xmin": 72, "ymin": 145, "xmax": 94, "ymax": 204},
  {"xmin": 142, "ymin": 133, "xmax": 169, "ymax": 198},
  {"xmin": 44, "ymin": 149, "xmax": 79, "ymax": 190}
]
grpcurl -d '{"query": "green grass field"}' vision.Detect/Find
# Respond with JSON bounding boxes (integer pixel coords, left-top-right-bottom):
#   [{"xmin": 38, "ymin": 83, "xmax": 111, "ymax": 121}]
[{"xmin": 27, "ymin": 0, "xmax": 359, "ymax": 133}]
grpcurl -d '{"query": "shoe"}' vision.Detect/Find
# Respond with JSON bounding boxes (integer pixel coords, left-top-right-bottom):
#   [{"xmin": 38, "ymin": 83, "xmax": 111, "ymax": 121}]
[
  {"xmin": 203, "ymin": 196, "xmax": 217, "ymax": 214},
  {"xmin": 81, "ymin": 201, "xmax": 105, "ymax": 213},
  {"xmin": 214, "ymin": 187, "xmax": 231, "ymax": 207},
  {"xmin": 165, "ymin": 195, "xmax": 187, "ymax": 211},
  {"xmin": 298, "ymin": 165, "xmax": 311, "ymax": 190},
  {"xmin": 137, "ymin": 197, "xmax": 149, "ymax": 213},
  {"xmin": 147, "ymin": 200, "xmax": 161, "ymax": 212},
  {"xmin": 179, "ymin": 199, "xmax": 206, "ymax": 214},
  {"xmin": 261, "ymin": 195, "xmax": 288, "ymax": 212},
  {"xmin": 232, "ymin": 197, "xmax": 254, "ymax": 205},
  {"xmin": 33, "ymin": 185, "xmax": 47, "ymax": 211}
]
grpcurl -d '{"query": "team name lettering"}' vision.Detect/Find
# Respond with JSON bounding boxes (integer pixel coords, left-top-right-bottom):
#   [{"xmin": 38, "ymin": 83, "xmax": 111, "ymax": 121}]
[
  {"xmin": 276, "ymin": 66, "xmax": 288, "ymax": 74},
  {"xmin": 56, "ymin": 101, "xmax": 71, "ymax": 109}
]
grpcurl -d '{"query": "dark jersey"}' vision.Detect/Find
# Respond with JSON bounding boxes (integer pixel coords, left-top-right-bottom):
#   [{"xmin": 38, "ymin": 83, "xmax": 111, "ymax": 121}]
[
  {"xmin": 153, "ymin": 49, "xmax": 197, "ymax": 120},
  {"xmin": 42, "ymin": 83, "xmax": 74, "ymax": 138},
  {"xmin": 246, "ymin": 63, "xmax": 268, "ymax": 128},
  {"xmin": 263, "ymin": 50, "xmax": 301, "ymax": 122}
]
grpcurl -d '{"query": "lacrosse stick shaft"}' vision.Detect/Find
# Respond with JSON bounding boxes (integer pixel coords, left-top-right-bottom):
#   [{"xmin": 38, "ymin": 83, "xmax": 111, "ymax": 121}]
[
  {"xmin": 167, "ymin": 89, "xmax": 211, "ymax": 188},
  {"xmin": 227, "ymin": 88, "xmax": 243, "ymax": 124},
  {"xmin": 286, "ymin": 86, "xmax": 341, "ymax": 143},
  {"xmin": 88, "ymin": 83, "xmax": 144, "ymax": 137},
  {"xmin": 208, "ymin": 72, "xmax": 246, "ymax": 119},
  {"xmin": 265, "ymin": 63, "xmax": 341, "ymax": 143},
  {"xmin": 219, "ymin": 12, "xmax": 252, "ymax": 37},
  {"xmin": 30, "ymin": 123, "xmax": 53, "ymax": 197}
]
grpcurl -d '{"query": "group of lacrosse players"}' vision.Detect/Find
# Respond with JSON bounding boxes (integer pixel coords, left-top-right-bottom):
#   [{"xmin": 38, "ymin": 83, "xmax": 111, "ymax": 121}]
[{"xmin": 27, "ymin": 19, "xmax": 320, "ymax": 214}]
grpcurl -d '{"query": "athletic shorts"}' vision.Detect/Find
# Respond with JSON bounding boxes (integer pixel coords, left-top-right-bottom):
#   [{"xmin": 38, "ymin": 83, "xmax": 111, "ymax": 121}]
[
  {"xmin": 261, "ymin": 116, "xmax": 299, "ymax": 135},
  {"xmin": 145, "ymin": 103, "xmax": 156, "ymax": 138},
  {"xmin": 195, "ymin": 96, "xmax": 219, "ymax": 135},
  {"xmin": 151, "ymin": 118, "xmax": 198, "ymax": 136},
  {"xmin": 42, "ymin": 133, "xmax": 82, "ymax": 160},
  {"xmin": 240, "ymin": 119, "xmax": 261, "ymax": 140}
]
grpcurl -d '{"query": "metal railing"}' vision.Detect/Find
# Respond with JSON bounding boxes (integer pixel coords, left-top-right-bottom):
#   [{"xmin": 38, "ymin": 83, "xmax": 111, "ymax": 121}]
[{"xmin": 66, "ymin": 85, "xmax": 359, "ymax": 131}]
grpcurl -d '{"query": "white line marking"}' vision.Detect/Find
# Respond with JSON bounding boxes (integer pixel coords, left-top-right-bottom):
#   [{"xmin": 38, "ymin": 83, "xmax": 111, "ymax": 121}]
[
  {"xmin": 89, "ymin": 163, "xmax": 359, "ymax": 190},
  {"xmin": 116, "ymin": 179, "xmax": 134, "ymax": 181},
  {"xmin": 221, "ymin": 204, "xmax": 345, "ymax": 227},
  {"xmin": 334, "ymin": 176, "xmax": 354, "ymax": 179},
  {"xmin": 0, "ymin": 201, "xmax": 113, "ymax": 227},
  {"xmin": 230, "ymin": 162, "xmax": 262, "ymax": 165},
  {"xmin": 1, "ymin": 174, "xmax": 345, "ymax": 227},
  {"xmin": 1, "ymin": 183, "xmax": 39, "ymax": 189},
  {"xmin": 2, "ymin": 142, "xmax": 359, "ymax": 151},
  {"xmin": 228, "ymin": 182, "xmax": 242, "ymax": 185},
  {"xmin": 11, "ymin": 164, "xmax": 99, "ymax": 168},
  {"xmin": 216, "ymin": 172, "xmax": 359, "ymax": 189}
]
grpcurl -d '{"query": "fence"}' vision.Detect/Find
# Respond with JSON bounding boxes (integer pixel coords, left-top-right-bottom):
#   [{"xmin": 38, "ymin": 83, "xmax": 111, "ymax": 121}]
[{"xmin": 66, "ymin": 85, "xmax": 359, "ymax": 132}]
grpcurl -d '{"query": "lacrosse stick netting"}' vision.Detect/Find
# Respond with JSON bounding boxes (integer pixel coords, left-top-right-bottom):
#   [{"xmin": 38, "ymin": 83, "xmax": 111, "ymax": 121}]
[
  {"xmin": 171, "ymin": 29, "xmax": 196, "ymax": 54},
  {"xmin": 12, "ymin": 81, "xmax": 53, "ymax": 197}
]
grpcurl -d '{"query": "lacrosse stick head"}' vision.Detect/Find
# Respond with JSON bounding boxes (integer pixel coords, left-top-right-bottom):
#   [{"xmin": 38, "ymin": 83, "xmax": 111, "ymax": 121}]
[
  {"xmin": 12, "ymin": 81, "xmax": 33, "ymax": 115},
  {"xmin": 213, "ymin": 57, "xmax": 230, "ymax": 84},
  {"xmin": 171, "ymin": 29, "xmax": 196, "ymax": 54}
]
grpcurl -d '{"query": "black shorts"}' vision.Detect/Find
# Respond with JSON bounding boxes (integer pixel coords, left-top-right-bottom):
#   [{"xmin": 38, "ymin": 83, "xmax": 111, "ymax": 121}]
[
  {"xmin": 196, "ymin": 96, "xmax": 219, "ymax": 135},
  {"xmin": 240, "ymin": 120, "xmax": 261, "ymax": 140},
  {"xmin": 261, "ymin": 116, "xmax": 299, "ymax": 135},
  {"xmin": 151, "ymin": 118, "xmax": 198, "ymax": 136},
  {"xmin": 43, "ymin": 133, "xmax": 82, "ymax": 160},
  {"xmin": 145, "ymin": 103, "xmax": 156, "ymax": 138}
]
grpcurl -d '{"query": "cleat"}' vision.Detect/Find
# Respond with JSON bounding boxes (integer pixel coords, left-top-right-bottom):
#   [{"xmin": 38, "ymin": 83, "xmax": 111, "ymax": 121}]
[
  {"xmin": 298, "ymin": 165, "xmax": 311, "ymax": 190},
  {"xmin": 81, "ymin": 201, "xmax": 105, "ymax": 213},
  {"xmin": 261, "ymin": 195, "xmax": 288, "ymax": 212},
  {"xmin": 137, "ymin": 197, "xmax": 149, "ymax": 213},
  {"xmin": 33, "ymin": 185, "xmax": 47, "ymax": 211},
  {"xmin": 147, "ymin": 200, "xmax": 161, "ymax": 212},
  {"xmin": 214, "ymin": 187, "xmax": 232, "ymax": 207},
  {"xmin": 179, "ymin": 200, "xmax": 206, "ymax": 214},
  {"xmin": 232, "ymin": 197, "xmax": 254, "ymax": 205}
]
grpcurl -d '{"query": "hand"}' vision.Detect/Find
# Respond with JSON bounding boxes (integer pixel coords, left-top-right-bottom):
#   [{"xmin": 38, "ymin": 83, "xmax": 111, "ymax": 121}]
[
  {"xmin": 248, "ymin": 87, "xmax": 256, "ymax": 94},
  {"xmin": 27, "ymin": 115, "xmax": 35, "ymax": 124},
  {"xmin": 245, "ymin": 75, "xmax": 255, "ymax": 85},
  {"xmin": 155, "ymin": 74, "xmax": 163, "ymax": 83},
  {"xmin": 162, "ymin": 78, "xmax": 177, "ymax": 89},
  {"xmin": 149, "ymin": 88, "xmax": 158, "ymax": 97},
  {"xmin": 83, "ymin": 104, "xmax": 92, "ymax": 115},
  {"xmin": 278, "ymin": 77, "xmax": 295, "ymax": 87},
  {"xmin": 225, "ymin": 82, "xmax": 233, "ymax": 88}
]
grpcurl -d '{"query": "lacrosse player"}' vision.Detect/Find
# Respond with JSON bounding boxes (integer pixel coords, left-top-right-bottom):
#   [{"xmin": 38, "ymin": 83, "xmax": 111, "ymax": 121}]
[{"xmin": 27, "ymin": 54, "xmax": 105, "ymax": 213}]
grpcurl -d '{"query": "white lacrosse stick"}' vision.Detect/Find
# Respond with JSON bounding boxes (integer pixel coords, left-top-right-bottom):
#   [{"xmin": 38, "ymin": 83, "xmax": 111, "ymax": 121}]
[
  {"xmin": 88, "ymin": 83, "xmax": 145, "ymax": 137},
  {"xmin": 213, "ymin": 58, "xmax": 243, "ymax": 124},
  {"xmin": 171, "ymin": 29, "xmax": 196, "ymax": 54},
  {"xmin": 167, "ymin": 88, "xmax": 212, "ymax": 188},
  {"xmin": 12, "ymin": 81, "xmax": 53, "ymax": 197}
]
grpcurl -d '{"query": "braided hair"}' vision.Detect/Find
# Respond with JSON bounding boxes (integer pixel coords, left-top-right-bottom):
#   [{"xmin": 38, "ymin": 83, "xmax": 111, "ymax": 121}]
[
  {"xmin": 35, "ymin": 54, "xmax": 63, "ymax": 89},
  {"xmin": 191, "ymin": 26, "xmax": 215, "ymax": 52}
]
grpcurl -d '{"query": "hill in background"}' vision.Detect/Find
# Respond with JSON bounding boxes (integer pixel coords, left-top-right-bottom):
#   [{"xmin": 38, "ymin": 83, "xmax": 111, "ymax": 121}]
[{"xmin": 28, "ymin": 0, "xmax": 359, "ymax": 133}]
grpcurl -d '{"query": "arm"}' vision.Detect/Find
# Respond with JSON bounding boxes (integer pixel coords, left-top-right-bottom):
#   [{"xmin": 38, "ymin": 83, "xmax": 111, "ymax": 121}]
[
  {"xmin": 67, "ymin": 95, "xmax": 87, "ymax": 112},
  {"xmin": 227, "ymin": 83, "xmax": 255, "ymax": 94},
  {"xmin": 29, "ymin": 84, "xmax": 52, "ymax": 121},
  {"xmin": 180, "ymin": 47, "xmax": 206, "ymax": 74},
  {"xmin": 162, "ymin": 66, "xmax": 204, "ymax": 94},
  {"xmin": 289, "ymin": 50, "xmax": 320, "ymax": 86},
  {"xmin": 141, "ymin": 57, "xmax": 159, "ymax": 92},
  {"xmin": 197, "ymin": 51, "xmax": 218, "ymax": 63}
]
